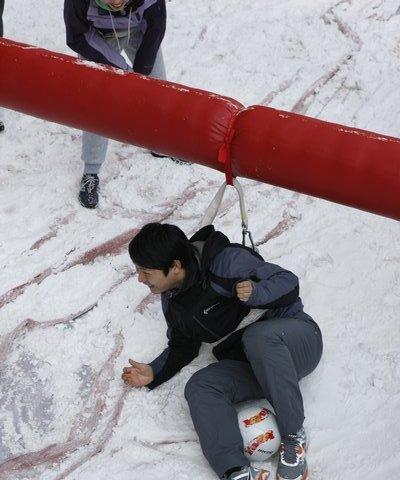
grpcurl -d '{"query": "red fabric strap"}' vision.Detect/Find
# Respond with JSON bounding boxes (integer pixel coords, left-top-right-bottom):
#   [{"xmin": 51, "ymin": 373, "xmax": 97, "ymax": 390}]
[{"xmin": 218, "ymin": 112, "xmax": 239, "ymax": 185}]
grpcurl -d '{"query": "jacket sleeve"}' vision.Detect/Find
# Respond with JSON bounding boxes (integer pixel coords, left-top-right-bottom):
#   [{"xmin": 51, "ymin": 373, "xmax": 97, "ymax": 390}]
[
  {"xmin": 212, "ymin": 247, "xmax": 300, "ymax": 309},
  {"xmin": 147, "ymin": 326, "xmax": 201, "ymax": 390},
  {"xmin": 64, "ymin": 0, "xmax": 129, "ymax": 70},
  {"xmin": 133, "ymin": 0, "xmax": 166, "ymax": 74}
]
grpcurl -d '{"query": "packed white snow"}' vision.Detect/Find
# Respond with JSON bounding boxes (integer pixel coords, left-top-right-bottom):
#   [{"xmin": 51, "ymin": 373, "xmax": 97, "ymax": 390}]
[{"xmin": 0, "ymin": 1, "xmax": 399, "ymax": 479}]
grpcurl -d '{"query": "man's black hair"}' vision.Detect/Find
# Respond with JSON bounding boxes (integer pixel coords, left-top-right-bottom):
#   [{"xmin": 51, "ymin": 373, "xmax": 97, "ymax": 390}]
[{"xmin": 128, "ymin": 223, "xmax": 195, "ymax": 275}]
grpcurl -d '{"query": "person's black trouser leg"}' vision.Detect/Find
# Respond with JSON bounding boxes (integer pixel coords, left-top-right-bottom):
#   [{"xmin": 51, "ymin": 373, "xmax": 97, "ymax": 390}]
[
  {"xmin": 0, "ymin": 0, "xmax": 4, "ymax": 132},
  {"xmin": 185, "ymin": 360, "xmax": 262, "ymax": 477},
  {"xmin": 242, "ymin": 316, "xmax": 322, "ymax": 436},
  {"xmin": 184, "ymin": 316, "xmax": 322, "ymax": 478},
  {"xmin": 0, "ymin": 0, "xmax": 4, "ymax": 37}
]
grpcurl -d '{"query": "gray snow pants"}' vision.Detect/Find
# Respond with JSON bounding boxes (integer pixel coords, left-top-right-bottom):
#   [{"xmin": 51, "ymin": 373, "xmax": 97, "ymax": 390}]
[
  {"xmin": 184, "ymin": 314, "xmax": 323, "ymax": 478},
  {"xmin": 81, "ymin": 29, "xmax": 167, "ymax": 175}
]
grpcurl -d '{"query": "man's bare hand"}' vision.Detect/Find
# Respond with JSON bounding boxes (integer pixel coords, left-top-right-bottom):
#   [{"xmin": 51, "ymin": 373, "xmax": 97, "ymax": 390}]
[
  {"xmin": 236, "ymin": 280, "xmax": 253, "ymax": 302},
  {"xmin": 121, "ymin": 359, "xmax": 154, "ymax": 387}
]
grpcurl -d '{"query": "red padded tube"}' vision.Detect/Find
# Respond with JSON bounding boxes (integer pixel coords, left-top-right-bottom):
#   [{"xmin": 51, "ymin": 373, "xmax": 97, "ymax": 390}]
[
  {"xmin": 231, "ymin": 106, "xmax": 400, "ymax": 220},
  {"xmin": 0, "ymin": 39, "xmax": 243, "ymax": 168},
  {"xmin": 1, "ymin": 39, "xmax": 399, "ymax": 220}
]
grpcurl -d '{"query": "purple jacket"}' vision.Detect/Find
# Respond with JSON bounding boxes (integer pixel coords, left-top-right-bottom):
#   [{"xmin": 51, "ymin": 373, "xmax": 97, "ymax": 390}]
[{"xmin": 64, "ymin": 0, "xmax": 166, "ymax": 74}]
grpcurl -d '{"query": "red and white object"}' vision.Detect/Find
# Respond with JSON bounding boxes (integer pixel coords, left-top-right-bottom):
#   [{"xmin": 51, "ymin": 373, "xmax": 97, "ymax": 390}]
[{"xmin": 237, "ymin": 400, "xmax": 281, "ymax": 462}]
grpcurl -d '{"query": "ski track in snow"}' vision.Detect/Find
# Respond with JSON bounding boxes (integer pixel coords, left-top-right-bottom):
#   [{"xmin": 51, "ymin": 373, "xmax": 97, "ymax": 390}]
[
  {"xmin": 0, "ymin": 182, "xmax": 200, "ymax": 310},
  {"xmin": 1, "ymin": 0, "xmax": 400, "ymax": 479}
]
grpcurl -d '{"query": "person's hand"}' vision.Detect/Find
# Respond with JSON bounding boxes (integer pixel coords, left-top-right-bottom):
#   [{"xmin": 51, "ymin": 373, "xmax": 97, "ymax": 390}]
[
  {"xmin": 236, "ymin": 280, "xmax": 253, "ymax": 302},
  {"xmin": 121, "ymin": 359, "xmax": 154, "ymax": 387}
]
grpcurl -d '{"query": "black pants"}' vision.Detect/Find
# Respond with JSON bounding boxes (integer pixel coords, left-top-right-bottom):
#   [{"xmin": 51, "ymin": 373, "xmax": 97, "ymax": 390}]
[
  {"xmin": 0, "ymin": 0, "xmax": 4, "ymax": 37},
  {"xmin": 184, "ymin": 316, "xmax": 323, "ymax": 478}
]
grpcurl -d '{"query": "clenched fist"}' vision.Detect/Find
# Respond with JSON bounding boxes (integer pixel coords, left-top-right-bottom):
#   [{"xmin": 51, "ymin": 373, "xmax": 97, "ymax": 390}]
[
  {"xmin": 236, "ymin": 280, "xmax": 253, "ymax": 302},
  {"xmin": 121, "ymin": 359, "xmax": 154, "ymax": 387}
]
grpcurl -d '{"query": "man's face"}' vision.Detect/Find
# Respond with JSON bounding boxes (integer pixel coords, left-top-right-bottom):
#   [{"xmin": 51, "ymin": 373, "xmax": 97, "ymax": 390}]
[
  {"xmin": 135, "ymin": 262, "xmax": 185, "ymax": 294},
  {"xmin": 103, "ymin": 0, "xmax": 127, "ymax": 10}
]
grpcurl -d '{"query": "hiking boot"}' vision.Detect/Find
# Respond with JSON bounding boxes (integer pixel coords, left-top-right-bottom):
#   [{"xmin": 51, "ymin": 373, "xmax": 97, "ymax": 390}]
[
  {"xmin": 277, "ymin": 427, "xmax": 308, "ymax": 480},
  {"xmin": 150, "ymin": 151, "xmax": 192, "ymax": 165},
  {"xmin": 0, "ymin": 121, "xmax": 4, "ymax": 132},
  {"xmin": 79, "ymin": 173, "xmax": 99, "ymax": 209},
  {"xmin": 226, "ymin": 466, "xmax": 269, "ymax": 480}
]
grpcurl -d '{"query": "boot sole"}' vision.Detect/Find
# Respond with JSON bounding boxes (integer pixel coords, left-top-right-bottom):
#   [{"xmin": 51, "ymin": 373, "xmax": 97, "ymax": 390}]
[
  {"xmin": 276, "ymin": 469, "xmax": 309, "ymax": 480},
  {"xmin": 150, "ymin": 152, "xmax": 191, "ymax": 164},
  {"xmin": 79, "ymin": 198, "xmax": 98, "ymax": 209}
]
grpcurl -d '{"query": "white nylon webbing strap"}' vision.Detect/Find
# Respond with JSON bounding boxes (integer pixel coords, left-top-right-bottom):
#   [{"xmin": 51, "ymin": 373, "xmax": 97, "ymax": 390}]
[
  {"xmin": 200, "ymin": 180, "xmax": 266, "ymax": 328},
  {"xmin": 199, "ymin": 178, "xmax": 257, "ymax": 251},
  {"xmin": 199, "ymin": 182, "xmax": 227, "ymax": 229},
  {"xmin": 200, "ymin": 179, "xmax": 249, "ymax": 231},
  {"xmin": 211, "ymin": 308, "xmax": 268, "ymax": 347},
  {"xmin": 233, "ymin": 178, "xmax": 248, "ymax": 230}
]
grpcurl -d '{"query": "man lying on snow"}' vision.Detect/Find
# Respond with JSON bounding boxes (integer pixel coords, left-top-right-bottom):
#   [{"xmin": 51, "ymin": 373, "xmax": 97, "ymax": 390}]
[{"xmin": 122, "ymin": 223, "xmax": 323, "ymax": 480}]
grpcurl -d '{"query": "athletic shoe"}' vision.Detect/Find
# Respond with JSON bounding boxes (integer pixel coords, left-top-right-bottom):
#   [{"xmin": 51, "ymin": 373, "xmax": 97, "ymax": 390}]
[
  {"xmin": 150, "ymin": 151, "xmax": 191, "ymax": 165},
  {"xmin": 227, "ymin": 466, "xmax": 269, "ymax": 480},
  {"xmin": 277, "ymin": 427, "xmax": 308, "ymax": 480},
  {"xmin": 79, "ymin": 173, "xmax": 99, "ymax": 209}
]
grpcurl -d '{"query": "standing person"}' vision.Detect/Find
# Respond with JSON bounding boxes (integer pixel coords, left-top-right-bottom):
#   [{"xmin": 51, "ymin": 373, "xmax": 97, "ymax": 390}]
[
  {"xmin": 122, "ymin": 223, "xmax": 323, "ymax": 480},
  {"xmin": 64, "ymin": 0, "xmax": 175, "ymax": 209},
  {"xmin": 0, "ymin": 0, "xmax": 5, "ymax": 133}
]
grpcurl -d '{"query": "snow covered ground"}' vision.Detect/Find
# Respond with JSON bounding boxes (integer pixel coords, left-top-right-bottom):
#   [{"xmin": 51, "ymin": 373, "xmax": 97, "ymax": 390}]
[{"xmin": 1, "ymin": 0, "xmax": 400, "ymax": 479}]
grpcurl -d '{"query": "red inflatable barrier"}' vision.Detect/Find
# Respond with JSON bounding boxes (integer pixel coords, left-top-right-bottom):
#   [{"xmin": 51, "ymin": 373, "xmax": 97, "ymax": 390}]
[
  {"xmin": 0, "ymin": 38, "xmax": 242, "ymax": 168},
  {"xmin": 231, "ymin": 106, "xmax": 400, "ymax": 220},
  {"xmin": 0, "ymin": 39, "xmax": 399, "ymax": 220}
]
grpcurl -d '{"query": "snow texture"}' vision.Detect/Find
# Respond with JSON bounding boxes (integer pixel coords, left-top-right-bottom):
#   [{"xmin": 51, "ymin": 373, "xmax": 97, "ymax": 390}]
[{"xmin": 0, "ymin": 0, "xmax": 400, "ymax": 479}]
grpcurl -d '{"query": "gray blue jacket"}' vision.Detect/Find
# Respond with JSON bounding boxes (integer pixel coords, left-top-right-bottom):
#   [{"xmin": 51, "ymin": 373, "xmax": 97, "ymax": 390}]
[
  {"xmin": 148, "ymin": 226, "xmax": 309, "ymax": 389},
  {"xmin": 64, "ymin": 0, "xmax": 166, "ymax": 73}
]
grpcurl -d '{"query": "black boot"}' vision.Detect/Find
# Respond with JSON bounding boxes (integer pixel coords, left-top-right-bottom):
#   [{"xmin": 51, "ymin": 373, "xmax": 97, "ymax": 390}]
[
  {"xmin": 79, "ymin": 174, "xmax": 99, "ymax": 209},
  {"xmin": 150, "ymin": 151, "xmax": 191, "ymax": 165},
  {"xmin": 0, "ymin": 121, "xmax": 4, "ymax": 132}
]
